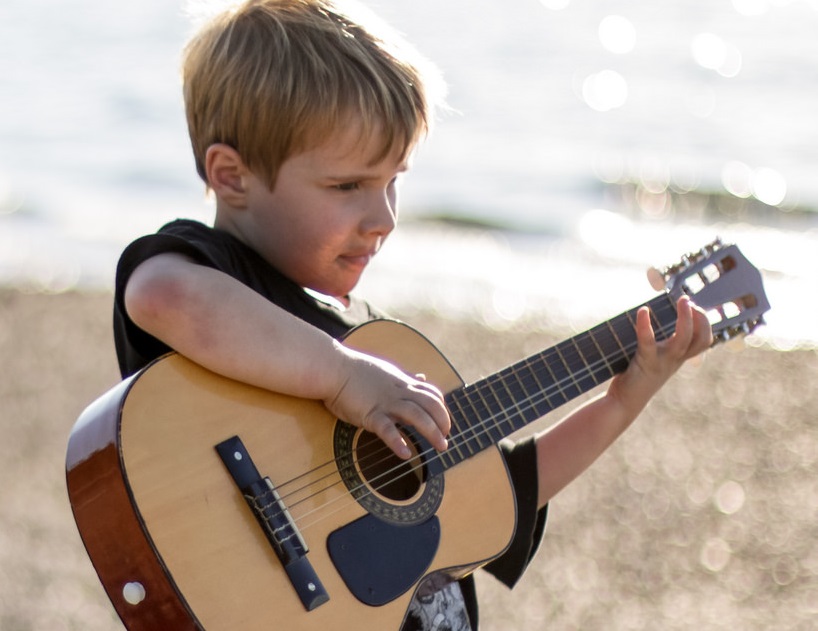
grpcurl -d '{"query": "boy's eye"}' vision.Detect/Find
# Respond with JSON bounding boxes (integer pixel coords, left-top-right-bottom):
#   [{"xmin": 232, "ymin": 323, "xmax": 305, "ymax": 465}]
[{"xmin": 334, "ymin": 182, "xmax": 360, "ymax": 191}]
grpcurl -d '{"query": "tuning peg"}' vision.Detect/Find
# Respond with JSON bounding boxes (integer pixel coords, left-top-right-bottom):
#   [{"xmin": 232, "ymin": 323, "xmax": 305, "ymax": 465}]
[
  {"xmin": 720, "ymin": 329, "xmax": 733, "ymax": 342},
  {"xmin": 647, "ymin": 266, "xmax": 667, "ymax": 291}
]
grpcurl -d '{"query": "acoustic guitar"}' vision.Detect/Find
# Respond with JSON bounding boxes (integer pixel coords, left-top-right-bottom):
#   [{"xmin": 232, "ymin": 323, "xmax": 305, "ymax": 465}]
[{"xmin": 66, "ymin": 239, "xmax": 769, "ymax": 630}]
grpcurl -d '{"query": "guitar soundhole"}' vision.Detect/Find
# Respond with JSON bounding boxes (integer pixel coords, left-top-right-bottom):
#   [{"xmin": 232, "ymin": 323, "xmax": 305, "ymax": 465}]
[
  {"xmin": 354, "ymin": 431, "xmax": 424, "ymax": 502},
  {"xmin": 333, "ymin": 421, "xmax": 444, "ymax": 525}
]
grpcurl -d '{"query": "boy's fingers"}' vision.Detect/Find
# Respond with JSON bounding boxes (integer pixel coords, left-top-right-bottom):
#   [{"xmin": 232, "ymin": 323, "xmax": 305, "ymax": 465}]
[
  {"xmin": 689, "ymin": 303, "xmax": 714, "ymax": 355},
  {"xmin": 368, "ymin": 417, "xmax": 413, "ymax": 459},
  {"xmin": 635, "ymin": 306, "xmax": 656, "ymax": 347},
  {"xmin": 675, "ymin": 296, "xmax": 711, "ymax": 357},
  {"xmin": 671, "ymin": 296, "xmax": 693, "ymax": 349},
  {"xmin": 410, "ymin": 383, "xmax": 451, "ymax": 433},
  {"xmin": 395, "ymin": 398, "xmax": 450, "ymax": 452},
  {"xmin": 367, "ymin": 404, "xmax": 448, "ymax": 460}
]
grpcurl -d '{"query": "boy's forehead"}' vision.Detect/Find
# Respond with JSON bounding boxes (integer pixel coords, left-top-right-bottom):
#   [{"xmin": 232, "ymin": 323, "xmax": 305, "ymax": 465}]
[{"xmin": 301, "ymin": 123, "xmax": 414, "ymax": 171}]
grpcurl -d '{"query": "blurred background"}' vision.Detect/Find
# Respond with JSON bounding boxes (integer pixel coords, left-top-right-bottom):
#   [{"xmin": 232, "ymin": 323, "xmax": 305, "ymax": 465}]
[{"xmin": 1, "ymin": 0, "xmax": 816, "ymax": 347}]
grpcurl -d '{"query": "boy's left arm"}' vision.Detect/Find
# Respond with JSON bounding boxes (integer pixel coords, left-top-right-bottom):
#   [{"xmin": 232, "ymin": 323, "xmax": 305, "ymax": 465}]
[{"xmin": 533, "ymin": 296, "xmax": 713, "ymax": 508}]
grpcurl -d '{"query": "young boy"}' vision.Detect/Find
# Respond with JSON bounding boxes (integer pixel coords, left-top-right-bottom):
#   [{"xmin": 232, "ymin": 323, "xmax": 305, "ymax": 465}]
[{"xmin": 113, "ymin": 1, "xmax": 713, "ymax": 629}]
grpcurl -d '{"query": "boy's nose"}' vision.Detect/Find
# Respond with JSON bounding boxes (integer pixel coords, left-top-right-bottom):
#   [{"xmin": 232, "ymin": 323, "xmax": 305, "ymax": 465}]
[{"xmin": 362, "ymin": 191, "xmax": 397, "ymax": 236}]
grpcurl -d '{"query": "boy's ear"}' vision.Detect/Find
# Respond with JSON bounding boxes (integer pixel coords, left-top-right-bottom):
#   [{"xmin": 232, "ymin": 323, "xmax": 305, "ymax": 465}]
[{"xmin": 205, "ymin": 144, "xmax": 250, "ymax": 208}]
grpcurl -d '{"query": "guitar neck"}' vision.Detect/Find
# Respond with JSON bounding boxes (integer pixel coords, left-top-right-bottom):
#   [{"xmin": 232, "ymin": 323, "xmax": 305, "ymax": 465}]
[{"xmin": 437, "ymin": 293, "xmax": 676, "ymax": 469}]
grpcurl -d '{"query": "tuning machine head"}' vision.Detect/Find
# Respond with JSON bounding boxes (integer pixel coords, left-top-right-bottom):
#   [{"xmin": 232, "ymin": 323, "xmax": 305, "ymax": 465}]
[
  {"xmin": 644, "ymin": 239, "xmax": 769, "ymax": 348},
  {"xmin": 647, "ymin": 237, "xmax": 725, "ymax": 291}
]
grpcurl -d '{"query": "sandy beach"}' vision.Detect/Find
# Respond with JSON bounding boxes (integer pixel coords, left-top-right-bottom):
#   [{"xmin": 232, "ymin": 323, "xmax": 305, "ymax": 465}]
[{"xmin": 1, "ymin": 288, "xmax": 815, "ymax": 630}]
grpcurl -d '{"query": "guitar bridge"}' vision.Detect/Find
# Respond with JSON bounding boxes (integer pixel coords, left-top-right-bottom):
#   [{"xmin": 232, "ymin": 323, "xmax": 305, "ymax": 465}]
[{"xmin": 215, "ymin": 435, "xmax": 330, "ymax": 612}]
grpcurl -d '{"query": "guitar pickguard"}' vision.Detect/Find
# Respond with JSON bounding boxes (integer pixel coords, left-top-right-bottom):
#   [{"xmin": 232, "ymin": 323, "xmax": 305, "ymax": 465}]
[{"xmin": 327, "ymin": 513, "xmax": 440, "ymax": 606}]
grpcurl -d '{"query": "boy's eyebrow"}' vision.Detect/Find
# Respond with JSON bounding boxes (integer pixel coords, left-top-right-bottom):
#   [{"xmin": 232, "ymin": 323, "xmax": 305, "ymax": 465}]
[{"xmin": 325, "ymin": 162, "xmax": 411, "ymax": 181}]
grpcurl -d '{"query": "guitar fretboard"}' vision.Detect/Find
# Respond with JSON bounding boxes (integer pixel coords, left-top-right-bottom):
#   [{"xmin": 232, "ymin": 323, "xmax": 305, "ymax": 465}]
[{"xmin": 438, "ymin": 294, "xmax": 676, "ymax": 469}]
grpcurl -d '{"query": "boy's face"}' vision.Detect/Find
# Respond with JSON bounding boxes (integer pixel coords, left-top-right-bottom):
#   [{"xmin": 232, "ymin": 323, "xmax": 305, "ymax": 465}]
[{"xmin": 230, "ymin": 124, "xmax": 410, "ymax": 300}]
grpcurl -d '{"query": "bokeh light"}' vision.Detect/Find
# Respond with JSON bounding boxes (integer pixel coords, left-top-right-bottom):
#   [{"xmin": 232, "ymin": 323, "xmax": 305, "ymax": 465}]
[
  {"xmin": 700, "ymin": 537, "xmax": 732, "ymax": 572},
  {"xmin": 721, "ymin": 161, "xmax": 754, "ymax": 198},
  {"xmin": 598, "ymin": 15, "xmax": 637, "ymax": 54},
  {"xmin": 720, "ymin": 161, "xmax": 788, "ymax": 206},
  {"xmin": 581, "ymin": 69, "xmax": 628, "ymax": 112},
  {"xmin": 752, "ymin": 167, "xmax": 787, "ymax": 206},
  {"xmin": 715, "ymin": 480, "xmax": 746, "ymax": 514},
  {"xmin": 691, "ymin": 32, "xmax": 743, "ymax": 77}
]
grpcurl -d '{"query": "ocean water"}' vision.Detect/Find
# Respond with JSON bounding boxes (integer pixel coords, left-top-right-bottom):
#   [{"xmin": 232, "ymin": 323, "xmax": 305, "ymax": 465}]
[{"xmin": 1, "ymin": 0, "xmax": 816, "ymax": 348}]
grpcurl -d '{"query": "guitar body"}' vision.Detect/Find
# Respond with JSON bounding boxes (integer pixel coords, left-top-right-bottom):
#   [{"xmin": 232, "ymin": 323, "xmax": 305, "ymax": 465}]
[{"xmin": 66, "ymin": 320, "xmax": 517, "ymax": 630}]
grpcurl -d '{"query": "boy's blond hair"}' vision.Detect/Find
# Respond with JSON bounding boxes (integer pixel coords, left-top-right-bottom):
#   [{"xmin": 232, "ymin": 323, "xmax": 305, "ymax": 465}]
[{"xmin": 182, "ymin": 0, "xmax": 443, "ymax": 189}]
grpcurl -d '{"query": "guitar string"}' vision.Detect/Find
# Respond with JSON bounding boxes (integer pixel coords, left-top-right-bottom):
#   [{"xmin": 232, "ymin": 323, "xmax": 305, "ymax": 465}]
[
  {"xmin": 270, "ymin": 313, "xmax": 678, "ymax": 543},
  {"xmin": 268, "ymin": 296, "xmax": 661, "ymax": 506},
  {"xmin": 268, "ymin": 300, "xmax": 668, "ymax": 508},
  {"xmin": 261, "ymin": 318, "xmax": 626, "ymax": 513},
  {"xmin": 284, "ymin": 328, "xmax": 660, "ymax": 541},
  {"xmin": 268, "ymin": 303, "xmax": 674, "ymax": 532}
]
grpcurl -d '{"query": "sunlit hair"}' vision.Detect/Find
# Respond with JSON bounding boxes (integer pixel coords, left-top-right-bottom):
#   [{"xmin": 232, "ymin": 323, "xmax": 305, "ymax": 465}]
[{"xmin": 182, "ymin": 0, "xmax": 445, "ymax": 189}]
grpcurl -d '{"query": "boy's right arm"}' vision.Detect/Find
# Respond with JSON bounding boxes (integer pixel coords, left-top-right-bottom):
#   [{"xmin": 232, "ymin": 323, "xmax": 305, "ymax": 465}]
[{"xmin": 124, "ymin": 252, "xmax": 450, "ymax": 459}]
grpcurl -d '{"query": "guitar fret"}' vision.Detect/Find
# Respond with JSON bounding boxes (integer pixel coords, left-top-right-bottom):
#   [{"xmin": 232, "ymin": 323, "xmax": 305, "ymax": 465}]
[
  {"xmin": 457, "ymin": 387, "xmax": 488, "ymax": 456},
  {"xmin": 446, "ymin": 393, "xmax": 476, "ymax": 463},
  {"xmin": 438, "ymin": 446, "xmax": 456, "ymax": 469},
  {"xmin": 555, "ymin": 344, "xmax": 581, "ymax": 398},
  {"xmin": 605, "ymin": 317, "xmax": 630, "ymax": 360},
  {"xmin": 651, "ymin": 296, "xmax": 677, "ymax": 342},
  {"xmin": 569, "ymin": 336, "xmax": 601, "ymax": 391},
  {"xmin": 451, "ymin": 390, "xmax": 477, "ymax": 457},
  {"xmin": 535, "ymin": 348, "xmax": 571, "ymax": 408},
  {"xmin": 467, "ymin": 407, "xmax": 490, "ymax": 452},
  {"xmin": 624, "ymin": 310, "xmax": 638, "ymax": 341},
  {"xmin": 495, "ymin": 370, "xmax": 528, "ymax": 431},
  {"xmin": 522, "ymin": 355, "xmax": 559, "ymax": 416},
  {"xmin": 588, "ymin": 324, "xmax": 628, "ymax": 376},
  {"xmin": 584, "ymin": 327, "xmax": 616, "ymax": 381},
  {"xmin": 471, "ymin": 387, "xmax": 501, "ymax": 448},
  {"xmin": 648, "ymin": 306, "xmax": 661, "ymax": 335},
  {"xmin": 619, "ymin": 314, "xmax": 639, "ymax": 364},
  {"xmin": 485, "ymin": 373, "xmax": 524, "ymax": 436},
  {"xmin": 509, "ymin": 361, "xmax": 554, "ymax": 429}
]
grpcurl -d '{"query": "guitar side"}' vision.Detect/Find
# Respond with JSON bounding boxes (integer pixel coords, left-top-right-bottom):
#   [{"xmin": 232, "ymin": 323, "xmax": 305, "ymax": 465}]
[
  {"xmin": 65, "ymin": 375, "xmax": 199, "ymax": 629},
  {"xmin": 66, "ymin": 320, "xmax": 517, "ymax": 630}
]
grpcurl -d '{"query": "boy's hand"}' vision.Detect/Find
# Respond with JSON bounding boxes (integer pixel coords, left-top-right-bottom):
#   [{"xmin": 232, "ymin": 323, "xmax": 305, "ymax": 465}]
[
  {"xmin": 609, "ymin": 295, "xmax": 713, "ymax": 416},
  {"xmin": 323, "ymin": 346, "xmax": 451, "ymax": 460}
]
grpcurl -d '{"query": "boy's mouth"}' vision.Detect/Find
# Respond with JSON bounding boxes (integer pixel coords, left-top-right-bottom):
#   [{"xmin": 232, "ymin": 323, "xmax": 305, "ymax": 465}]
[{"xmin": 339, "ymin": 250, "xmax": 375, "ymax": 270}]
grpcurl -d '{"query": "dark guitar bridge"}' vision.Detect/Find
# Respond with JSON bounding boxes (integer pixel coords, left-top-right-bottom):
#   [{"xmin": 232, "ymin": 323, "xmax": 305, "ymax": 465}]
[{"xmin": 215, "ymin": 435, "xmax": 330, "ymax": 612}]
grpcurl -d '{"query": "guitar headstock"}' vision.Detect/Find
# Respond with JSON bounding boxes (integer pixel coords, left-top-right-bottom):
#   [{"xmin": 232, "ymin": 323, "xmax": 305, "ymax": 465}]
[{"xmin": 649, "ymin": 238, "xmax": 770, "ymax": 345}]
